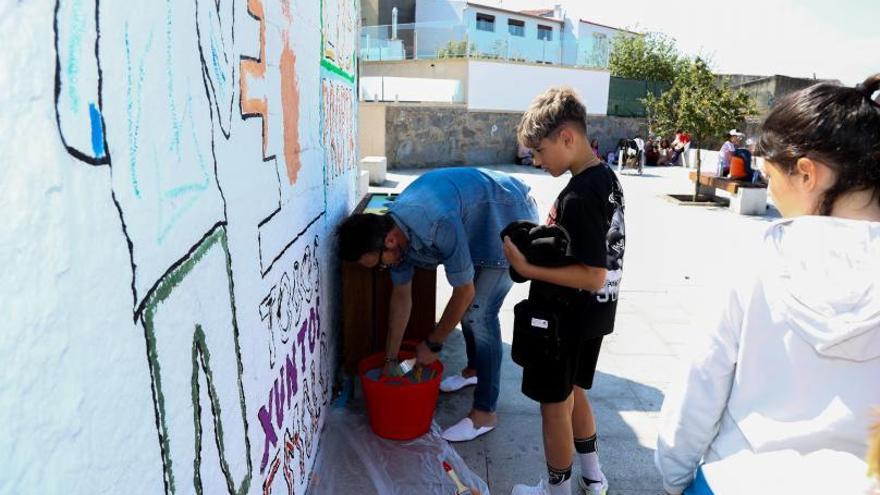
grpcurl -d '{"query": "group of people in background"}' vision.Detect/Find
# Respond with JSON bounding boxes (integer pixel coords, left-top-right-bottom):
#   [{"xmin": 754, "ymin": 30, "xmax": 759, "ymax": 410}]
[
  {"xmin": 339, "ymin": 74, "xmax": 880, "ymax": 495},
  {"xmin": 644, "ymin": 130, "xmax": 691, "ymax": 166},
  {"xmin": 602, "ymin": 130, "xmax": 692, "ymax": 170}
]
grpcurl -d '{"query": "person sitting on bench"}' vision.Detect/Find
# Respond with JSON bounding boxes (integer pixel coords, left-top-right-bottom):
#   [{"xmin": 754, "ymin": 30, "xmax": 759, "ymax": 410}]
[{"xmin": 717, "ymin": 129, "xmax": 744, "ymax": 176}]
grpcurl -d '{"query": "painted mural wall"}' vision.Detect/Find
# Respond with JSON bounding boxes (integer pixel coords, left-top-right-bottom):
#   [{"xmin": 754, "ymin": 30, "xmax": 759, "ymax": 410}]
[{"xmin": 0, "ymin": 0, "xmax": 358, "ymax": 493}]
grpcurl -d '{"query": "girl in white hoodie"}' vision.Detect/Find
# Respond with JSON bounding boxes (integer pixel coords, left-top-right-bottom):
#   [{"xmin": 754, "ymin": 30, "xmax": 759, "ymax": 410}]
[{"xmin": 656, "ymin": 74, "xmax": 880, "ymax": 494}]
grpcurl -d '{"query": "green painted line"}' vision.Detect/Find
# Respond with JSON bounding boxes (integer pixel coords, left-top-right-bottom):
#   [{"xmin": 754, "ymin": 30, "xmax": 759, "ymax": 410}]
[
  {"xmin": 142, "ymin": 227, "xmax": 252, "ymax": 495},
  {"xmin": 321, "ymin": 58, "xmax": 355, "ymax": 83}
]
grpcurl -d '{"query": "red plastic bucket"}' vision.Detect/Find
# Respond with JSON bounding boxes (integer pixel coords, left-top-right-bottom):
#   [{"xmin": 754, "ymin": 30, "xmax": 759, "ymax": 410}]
[{"xmin": 358, "ymin": 344, "xmax": 444, "ymax": 440}]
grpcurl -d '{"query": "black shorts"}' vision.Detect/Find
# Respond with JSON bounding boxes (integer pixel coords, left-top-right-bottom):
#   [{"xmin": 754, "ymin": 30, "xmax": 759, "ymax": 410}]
[{"xmin": 521, "ymin": 332, "xmax": 603, "ymax": 404}]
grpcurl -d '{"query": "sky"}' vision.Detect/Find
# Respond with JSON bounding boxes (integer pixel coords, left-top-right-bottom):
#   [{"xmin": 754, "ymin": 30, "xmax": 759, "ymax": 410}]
[{"xmin": 492, "ymin": 0, "xmax": 880, "ymax": 86}]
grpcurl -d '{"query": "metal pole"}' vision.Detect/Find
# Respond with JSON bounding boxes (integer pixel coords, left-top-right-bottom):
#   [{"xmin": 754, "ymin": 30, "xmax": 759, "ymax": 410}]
[{"xmin": 391, "ymin": 7, "xmax": 398, "ymax": 40}]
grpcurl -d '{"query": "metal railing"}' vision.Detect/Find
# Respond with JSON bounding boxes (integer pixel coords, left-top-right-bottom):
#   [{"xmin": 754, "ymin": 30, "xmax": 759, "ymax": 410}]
[{"xmin": 360, "ymin": 22, "xmax": 610, "ymax": 69}]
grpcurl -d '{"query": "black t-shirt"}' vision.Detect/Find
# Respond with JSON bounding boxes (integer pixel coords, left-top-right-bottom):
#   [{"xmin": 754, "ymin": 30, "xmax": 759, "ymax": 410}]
[{"xmin": 544, "ymin": 162, "xmax": 625, "ymax": 337}]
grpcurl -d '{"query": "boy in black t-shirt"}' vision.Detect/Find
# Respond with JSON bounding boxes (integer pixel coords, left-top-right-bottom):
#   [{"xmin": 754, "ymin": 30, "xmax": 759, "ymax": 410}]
[{"xmin": 504, "ymin": 88, "xmax": 625, "ymax": 495}]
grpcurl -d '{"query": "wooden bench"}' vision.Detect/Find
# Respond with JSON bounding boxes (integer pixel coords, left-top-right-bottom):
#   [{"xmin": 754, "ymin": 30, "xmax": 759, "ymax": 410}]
[{"xmin": 688, "ymin": 170, "xmax": 768, "ymax": 215}]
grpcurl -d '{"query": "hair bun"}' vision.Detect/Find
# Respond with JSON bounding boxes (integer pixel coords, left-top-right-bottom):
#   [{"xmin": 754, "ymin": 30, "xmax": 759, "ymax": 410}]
[{"xmin": 856, "ymin": 74, "xmax": 880, "ymax": 101}]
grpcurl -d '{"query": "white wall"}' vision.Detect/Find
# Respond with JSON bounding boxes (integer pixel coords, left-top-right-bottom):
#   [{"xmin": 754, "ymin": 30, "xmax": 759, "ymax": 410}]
[
  {"xmin": 0, "ymin": 0, "xmax": 359, "ymax": 494},
  {"xmin": 361, "ymin": 76, "xmax": 465, "ymax": 102},
  {"xmin": 467, "ymin": 60, "xmax": 610, "ymax": 113},
  {"xmin": 578, "ymin": 21, "xmax": 625, "ymax": 40},
  {"xmin": 414, "ymin": 0, "xmax": 468, "ymax": 59},
  {"xmin": 464, "ymin": 6, "xmax": 562, "ymax": 64},
  {"xmin": 415, "ymin": 0, "xmax": 466, "ymax": 23},
  {"xmin": 577, "ymin": 21, "xmax": 626, "ymax": 68},
  {"xmin": 561, "ymin": 16, "xmax": 579, "ymax": 66}
]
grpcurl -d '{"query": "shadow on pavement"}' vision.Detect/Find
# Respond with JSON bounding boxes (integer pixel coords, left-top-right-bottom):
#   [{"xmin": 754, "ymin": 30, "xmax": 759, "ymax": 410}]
[{"xmin": 435, "ymin": 331, "xmax": 665, "ymax": 495}]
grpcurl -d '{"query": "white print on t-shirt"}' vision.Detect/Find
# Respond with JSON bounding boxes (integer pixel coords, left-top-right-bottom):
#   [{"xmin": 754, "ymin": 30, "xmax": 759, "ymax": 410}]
[{"xmin": 596, "ymin": 180, "xmax": 625, "ymax": 303}]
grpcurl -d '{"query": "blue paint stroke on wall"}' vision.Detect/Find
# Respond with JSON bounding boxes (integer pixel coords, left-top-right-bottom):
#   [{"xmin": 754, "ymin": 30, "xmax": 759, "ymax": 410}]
[
  {"xmin": 211, "ymin": 46, "xmax": 227, "ymax": 102},
  {"xmin": 208, "ymin": 6, "xmax": 228, "ymax": 104},
  {"xmin": 65, "ymin": 0, "xmax": 86, "ymax": 111},
  {"xmin": 165, "ymin": 0, "xmax": 182, "ymax": 157},
  {"xmin": 156, "ymin": 95, "xmax": 211, "ymax": 245},
  {"xmin": 88, "ymin": 103, "xmax": 106, "ymax": 158},
  {"xmin": 124, "ymin": 24, "xmax": 155, "ymax": 198}
]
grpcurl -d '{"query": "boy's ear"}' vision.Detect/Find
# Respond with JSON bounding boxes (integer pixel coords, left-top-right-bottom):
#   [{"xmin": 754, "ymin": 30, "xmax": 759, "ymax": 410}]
[{"xmin": 559, "ymin": 127, "xmax": 574, "ymax": 147}]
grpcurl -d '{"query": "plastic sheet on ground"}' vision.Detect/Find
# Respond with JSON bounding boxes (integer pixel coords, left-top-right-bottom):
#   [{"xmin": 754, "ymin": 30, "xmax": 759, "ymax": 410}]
[{"xmin": 309, "ymin": 407, "xmax": 490, "ymax": 494}]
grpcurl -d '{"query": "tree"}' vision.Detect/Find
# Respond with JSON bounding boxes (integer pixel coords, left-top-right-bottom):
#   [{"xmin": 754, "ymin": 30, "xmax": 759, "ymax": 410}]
[
  {"xmin": 608, "ymin": 32, "xmax": 684, "ymax": 83},
  {"xmin": 644, "ymin": 57, "xmax": 756, "ymax": 201}
]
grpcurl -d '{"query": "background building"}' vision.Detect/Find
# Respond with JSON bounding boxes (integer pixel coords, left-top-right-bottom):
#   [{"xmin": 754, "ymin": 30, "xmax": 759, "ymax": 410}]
[{"xmin": 358, "ymin": 0, "xmax": 642, "ymax": 167}]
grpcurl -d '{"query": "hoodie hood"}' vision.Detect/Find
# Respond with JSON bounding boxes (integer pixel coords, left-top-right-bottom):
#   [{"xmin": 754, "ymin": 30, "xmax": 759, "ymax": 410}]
[{"xmin": 765, "ymin": 216, "xmax": 880, "ymax": 361}]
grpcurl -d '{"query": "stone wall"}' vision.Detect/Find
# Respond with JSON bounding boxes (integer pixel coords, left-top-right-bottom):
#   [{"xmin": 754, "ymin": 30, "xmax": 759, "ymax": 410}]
[
  {"xmin": 587, "ymin": 115, "xmax": 649, "ymax": 160},
  {"xmin": 383, "ymin": 104, "xmax": 645, "ymax": 168}
]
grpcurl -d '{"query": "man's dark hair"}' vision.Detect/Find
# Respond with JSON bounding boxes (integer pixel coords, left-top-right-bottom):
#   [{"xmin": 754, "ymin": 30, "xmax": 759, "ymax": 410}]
[
  {"xmin": 336, "ymin": 213, "xmax": 395, "ymax": 262},
  {"xmin": 757, "ymin": 73, "xmax": 880, "ymax": 215}
]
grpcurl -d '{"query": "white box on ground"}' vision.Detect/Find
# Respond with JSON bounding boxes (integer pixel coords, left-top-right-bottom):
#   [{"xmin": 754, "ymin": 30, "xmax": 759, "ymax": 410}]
[
  {"xmin": 360, "ymin": 156, "xmax": 387, "ymax": 185},
  {"xmin": 730, "ymin": 187, "xmax": 768, "ymax": 215},
  {"xmin": 357, "ymin": 170, "xmax": 370, "ymax": 200}
]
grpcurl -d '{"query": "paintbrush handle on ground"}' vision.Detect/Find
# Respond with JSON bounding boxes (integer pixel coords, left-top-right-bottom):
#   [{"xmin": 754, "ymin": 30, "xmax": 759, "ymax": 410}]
[{"xmin": 442, "ymin": 461, "xmax": 472, "ymax": 494}]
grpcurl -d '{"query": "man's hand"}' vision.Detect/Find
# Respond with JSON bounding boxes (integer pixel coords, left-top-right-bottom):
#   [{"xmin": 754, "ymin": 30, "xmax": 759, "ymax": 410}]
[
  {"xmin": 382, "ymin": 360, "xmax": 403, "ymax": 377},
  {"xmin": 415, "ymin": 340, "xmax": 439, "ymax": 366},
  {"xmin": 502, "ymin": 236, "xmax": 529, "ymax": 276}
]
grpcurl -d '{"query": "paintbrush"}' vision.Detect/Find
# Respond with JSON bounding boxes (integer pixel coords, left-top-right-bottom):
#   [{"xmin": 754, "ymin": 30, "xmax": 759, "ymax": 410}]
[
  {"xmin": 398, "ymin": 358, "xmax": 436, "ymax": 382},
  {"xmin": 397, "ymin": 358, "xmax": 417, "ymax": 376},
  {"xmin": 442, "ymin": 461, "xmax": 472, "ymax": 495}
]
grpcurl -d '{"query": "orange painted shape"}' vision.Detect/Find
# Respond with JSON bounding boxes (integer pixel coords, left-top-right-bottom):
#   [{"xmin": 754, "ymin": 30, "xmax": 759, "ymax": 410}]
[
  {"xmin": 280, "ymin": 34, "xmax": 301, "ymax": 184},
  {"xmin": 241, "ymin": 0, "xmax": 271, "ymax": 158}
]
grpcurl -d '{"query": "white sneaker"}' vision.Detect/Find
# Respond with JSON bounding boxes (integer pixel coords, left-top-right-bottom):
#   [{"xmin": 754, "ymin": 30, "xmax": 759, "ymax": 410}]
[
  {"xmin": 441, "ymin": 417, "xmax": 495, "ymax": 442},
  {"xmin": 577, "ymin": 473, "xmax": 608, "ymax": 495},
  {"xmin": 511, "ymin": 479, "xmax": 550, "ymax": 495},
  {"xmin": 439, "ymin": 374, "xmax": 478, "ymax": 392}
]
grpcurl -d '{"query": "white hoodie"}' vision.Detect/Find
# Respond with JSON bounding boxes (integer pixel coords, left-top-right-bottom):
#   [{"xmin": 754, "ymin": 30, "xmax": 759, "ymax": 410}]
[{"xmin": 656, "ymin": 216, "xmax": 880, "ymax": 494}]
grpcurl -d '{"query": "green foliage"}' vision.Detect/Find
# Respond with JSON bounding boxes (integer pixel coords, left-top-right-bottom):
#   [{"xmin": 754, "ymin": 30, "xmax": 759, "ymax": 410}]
[
  {"xmin": 643, "ymin": 57, "xmax": 756, "ymax": 145},
  {"xmin": 608, "ymin": 32, "xmax": 684, "ymax": 83},
  {"xmin": 436, "ymin": 40, "xmax": 476, "ymax": 58},
  {"xmin": 644, "ymin": 57, "xmax": 757, "ymax": 199}
]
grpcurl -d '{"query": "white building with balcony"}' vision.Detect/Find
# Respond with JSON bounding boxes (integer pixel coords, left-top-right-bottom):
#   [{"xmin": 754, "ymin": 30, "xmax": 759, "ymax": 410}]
[
  {"xmin": 359, "ymin": 1, "xmax": 634, "ymax": 110},
  {"xmin": 416, "ymin": 2, "xmax": 564, "ymax": 64},
  {"xmin": 358, "ymin": 1, "xmax": 643, "ymax": 167}
]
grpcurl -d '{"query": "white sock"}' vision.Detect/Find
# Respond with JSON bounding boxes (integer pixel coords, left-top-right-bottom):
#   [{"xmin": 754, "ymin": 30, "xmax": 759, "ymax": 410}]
[
  {"xmin": 578, "ymin": 452, "xmax": 603, "ymax": 482},
  {"xmin": 548, "ymin": 477, "xmax": 570, "ymax": 495}
]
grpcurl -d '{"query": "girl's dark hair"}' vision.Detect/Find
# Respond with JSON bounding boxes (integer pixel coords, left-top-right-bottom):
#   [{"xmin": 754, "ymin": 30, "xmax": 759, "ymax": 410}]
[
  {"xmin": 336, "ymin": 213, "xmax": 395, "ymax": 262},
  {"xmin": 756, "ymin": 73, "xmax": 880, "ymax": 215}
]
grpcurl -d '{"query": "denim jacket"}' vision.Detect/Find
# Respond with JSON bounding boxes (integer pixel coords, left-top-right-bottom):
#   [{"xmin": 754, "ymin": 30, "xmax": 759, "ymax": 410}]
[{"xmin": 388, "ymin": 168, "xmax": 539, "ymax": 287}]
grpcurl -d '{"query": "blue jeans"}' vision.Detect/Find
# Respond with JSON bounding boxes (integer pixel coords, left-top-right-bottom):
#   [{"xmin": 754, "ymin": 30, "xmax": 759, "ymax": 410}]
[
  {"xmin": 683, "ymin": 466, "xmax": 714, "ymax": 495},
  {"xmin": 461, "ymin": 266, "xmax": 513, "ymax": 413}
]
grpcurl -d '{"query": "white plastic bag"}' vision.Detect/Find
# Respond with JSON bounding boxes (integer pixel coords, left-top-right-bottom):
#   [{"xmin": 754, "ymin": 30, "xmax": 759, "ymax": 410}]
[{"xmin": 309, "ymin": 407, "xmax": 490, "ymax": 494}]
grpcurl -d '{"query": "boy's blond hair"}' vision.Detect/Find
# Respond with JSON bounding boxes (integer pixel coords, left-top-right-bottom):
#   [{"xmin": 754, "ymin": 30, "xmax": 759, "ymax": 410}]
[{"xmin": 517, "ymin": 87, "xmax": 588, "ymax": 149}]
